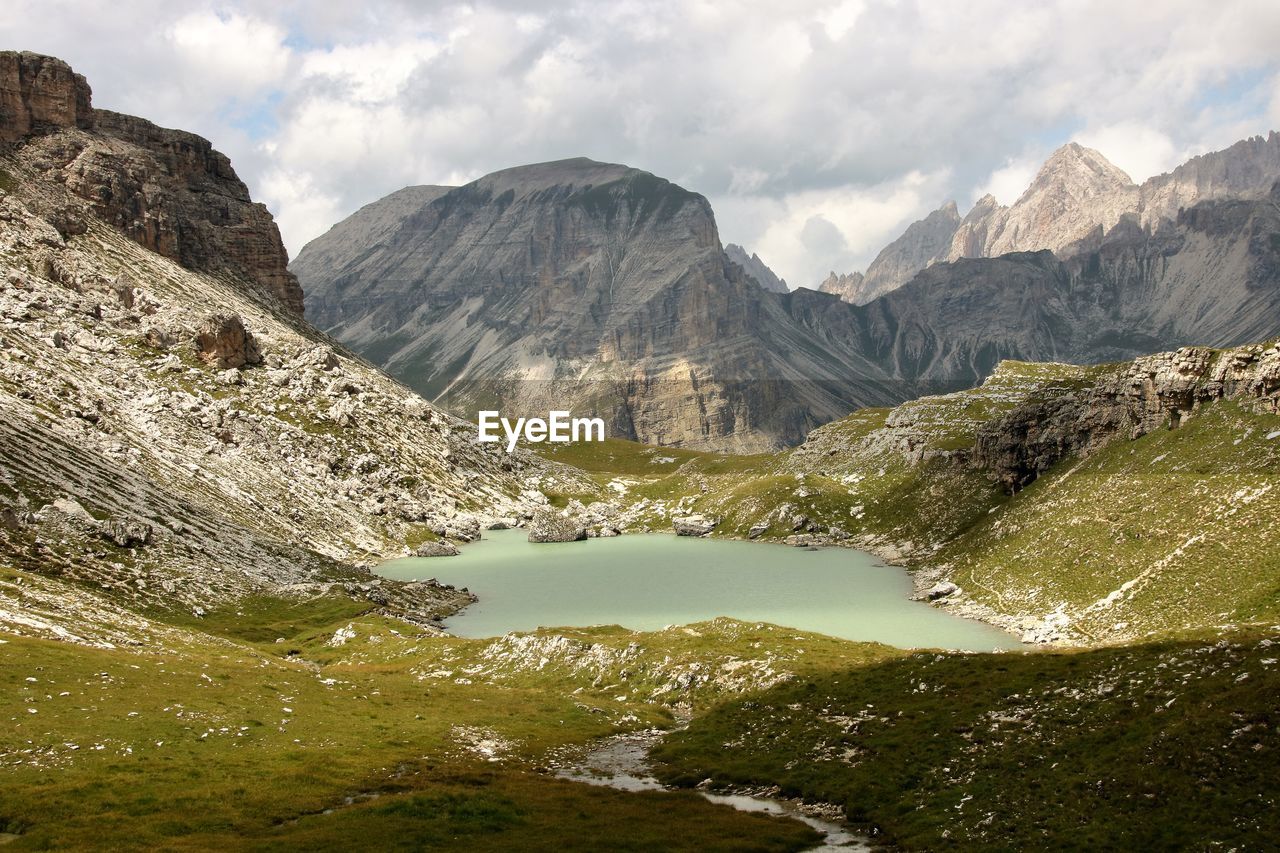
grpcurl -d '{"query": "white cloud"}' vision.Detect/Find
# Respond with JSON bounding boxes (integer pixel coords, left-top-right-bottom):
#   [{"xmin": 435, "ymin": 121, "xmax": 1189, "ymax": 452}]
[
  {"xmin": 4, "ymin": 0, "xmax": 1280, "ymax": 285},
  {"xmin": 976, "ymin": 156, "xmax": 1042, "ymax": 206},
  {"xmin": 1074, "ymin": 122, "xmax": 1180, "ymax": 183},
  {"xmin": 723, "ymin": 171, "xmax": 950, "ymax": 287},
  {"xmin": 166, "ymin": 11, "xmax": 290, "ymax": 99}
]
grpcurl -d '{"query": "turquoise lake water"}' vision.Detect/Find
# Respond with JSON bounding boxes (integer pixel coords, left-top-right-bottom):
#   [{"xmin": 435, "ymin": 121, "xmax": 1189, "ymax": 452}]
[{"xmin": 376, "ymin": 529, "xmax": 1021, "ymax": 651}]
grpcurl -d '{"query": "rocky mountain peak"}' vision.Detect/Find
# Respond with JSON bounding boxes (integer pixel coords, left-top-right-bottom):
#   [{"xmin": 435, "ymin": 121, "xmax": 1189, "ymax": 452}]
[
  {"xmin": 1020, "ymin": 141, "xmax": 1135, "ymax": 204},
  {"xmin": 817, "ymin": 200, "xmax": 963, "ymax": 304},
  {"xmin": 0, "ymin": 51, "xmax": 94, "ymax": 143},
  {"xmin": 816, "ymin": 270, "xmax": 866, "ymax": 301}
]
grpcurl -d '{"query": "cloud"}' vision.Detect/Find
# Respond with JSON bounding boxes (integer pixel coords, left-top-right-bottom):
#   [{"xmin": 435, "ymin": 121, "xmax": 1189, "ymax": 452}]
[
  {"xmin": 976, "ymin": 157, "xmax": 1042, "ymax": 206},
  {"xmin": 5, "ymin": 0, "xmax": 1280, "ymax": 286},
  {"xmin": 1073, "ymin": 122, "xmax": 1180, "ymax": 183}
]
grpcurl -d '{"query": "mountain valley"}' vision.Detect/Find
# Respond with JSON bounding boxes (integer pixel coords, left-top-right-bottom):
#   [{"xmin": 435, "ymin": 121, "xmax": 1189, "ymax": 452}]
[{"xmin": 1, "ymin": 47, "xmax": 1278, "ymax": 853}]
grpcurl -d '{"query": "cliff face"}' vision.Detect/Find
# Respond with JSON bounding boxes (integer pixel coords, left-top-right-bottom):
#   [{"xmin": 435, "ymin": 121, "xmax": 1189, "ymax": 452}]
[
  {"xmin": 0, "ymin": 51, "xmax": 305, "ymax": 317},
  {"xmin": 974, "ymin": 343, "xmax": 1280, "ymax": 491},
  {"xmin": 0, "ymin": 51, "xmax": 93, "ymax": 143},
  {"xmin": 296, "ymin": 158, "xmax": 901, "ymax": 451}
]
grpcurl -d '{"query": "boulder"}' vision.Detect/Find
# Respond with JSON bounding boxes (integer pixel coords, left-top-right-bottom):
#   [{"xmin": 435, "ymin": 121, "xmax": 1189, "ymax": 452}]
[
  {"xmin": 412, "ymin": 540, "xmax": 460, "ymax": 558},
  {"xmin": 193, "ymin": 313, "xmax": 261, "ymax": 369},
  {"xmin": 673, "ymin": 514, "xmax": 717, "ymax": 536},
  {"xmin": 528, "ymin": 510, "xmax": 587, "ymax": 543},
  {"xmin": 747, "ymin": 522, "xmax": 768, "ymax": 539},
  {"xmin": 101, "ymin": 519, "xmax": 153, "ymax": 548},
  {"xmin": 925, "ymin": 581, "xmax": 960, "ymax": 600}
]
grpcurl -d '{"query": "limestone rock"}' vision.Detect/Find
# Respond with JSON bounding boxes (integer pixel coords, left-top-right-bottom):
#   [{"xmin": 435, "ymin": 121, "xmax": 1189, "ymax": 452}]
[
  {"xmin": 925, "ymin": 581, "xmax": 959, "ymax": 600},
  {"xmin": 1, "ymin": 51, "xmax": 304, "ymax": 317},
  {"xmin": 0, "ymin": 52, "xmax": 93, "ymax": 143},
  {"xmin": 528, "ymin": 510, "xmax": 588, "ymax": 543},
  {"xmin": 194, "ymin": 314, "xmax": 260, "ymax": 370},
  {"xmin": 973, "ymin": 343, "xmax": 1280, "ymax": 492},
  {"xmin": 412, "ymin": 540, "xmax": 460, "ymax": 558},
  {"xmin": 100, "ymin": 519, "xmax": 152, "ymax": 548},
  {"xmin": 673, "ymin": 514, "xmax": 717, "ymax": 536}
]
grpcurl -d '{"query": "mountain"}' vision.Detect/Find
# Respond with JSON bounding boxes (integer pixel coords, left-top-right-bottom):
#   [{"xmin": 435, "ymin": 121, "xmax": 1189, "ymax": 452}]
[
  {"xmin": 822, "ymin": 134, "xmax": 1280, "ymax": 303},
  {"xmin": 723, "ymin": 242, "xmax": 788, "ymax": 292},
  {"xmin": 0, "ymin": 52, "xmax": 582, "ymax": 631},
  {"xmin": 295, "ymin": 158, "xmax": 905, "ymax": 451},
  {"xmin": 298, "ymin": 146, "xmax": 1280, "ymax": 449},
  {"xmin": 842, "ymin": 183, "xmax": 1280, "ymax": 388},
  {"xmin": 946, "ymin": 142, "xmax": 1138, "ymax": 262}
]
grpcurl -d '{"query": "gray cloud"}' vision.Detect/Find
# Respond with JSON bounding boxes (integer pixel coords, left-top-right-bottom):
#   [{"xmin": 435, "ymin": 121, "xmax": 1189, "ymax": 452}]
[{"xmin": 4, "ymin": 0, "xmax": 1280, "ymax": 287}]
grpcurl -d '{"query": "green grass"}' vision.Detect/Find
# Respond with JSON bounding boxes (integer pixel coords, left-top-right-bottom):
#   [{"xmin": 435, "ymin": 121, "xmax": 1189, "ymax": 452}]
[
  {"xmin": 0, "ymin": 605, "xmax": 895, "ymax": 851},
  {"xmin": 944, "ymin": 401, "xmax": 1280, "ymax": 640},
  {"xmin": 537, "ymin": 436, "xmax": 706, "ymax": 479},
  {"xmin": 653, "ymin": 628, "xmax": 1280, "ymax": 851},
  {"xmin": 159, "ymin": 593, "xmax": 377, "ymax": 646}
]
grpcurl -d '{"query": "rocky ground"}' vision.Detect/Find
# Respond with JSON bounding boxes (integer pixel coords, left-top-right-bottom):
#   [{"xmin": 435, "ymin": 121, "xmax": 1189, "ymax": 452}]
[{"xmin": 0, "ymin": 53, "xmax": 596, "ymax": 639}]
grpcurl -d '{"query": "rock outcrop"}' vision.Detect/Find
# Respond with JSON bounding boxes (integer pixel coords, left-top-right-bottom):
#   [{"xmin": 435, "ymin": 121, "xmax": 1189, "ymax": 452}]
[
  {"xmin": 1, "ymin": 51, "xmax": 305, "ymax": 318},
  {"xmin": 673, "ymin": 514, "xmax": 718, "ymax": 536},
  {"xmin": 0, "ymin": 51, "xmax": 93, "ymax": 143},
  {"xmin": 974, "ymin": 343, "xmax": 1280, "ymax": 491},
  {"xmin": 193, "ymin": 313, "xmax": 262, "ymax": 369},
  {"xmin": 816, "ymin": 270, "xmax": 865, "ymax": 302},
  {"xmin": 412, "ymin": 540, "xmax": 461, "ymax": 557},
  {"xmin": 528, "ymin": 510, "xmax": 588, "ymax": 543}
]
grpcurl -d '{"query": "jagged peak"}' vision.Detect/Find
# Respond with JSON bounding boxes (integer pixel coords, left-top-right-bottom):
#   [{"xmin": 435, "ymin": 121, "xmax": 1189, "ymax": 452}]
[{"xmin": 1023, "ymin": 141, "xmax": 1135, "ymax": 198}]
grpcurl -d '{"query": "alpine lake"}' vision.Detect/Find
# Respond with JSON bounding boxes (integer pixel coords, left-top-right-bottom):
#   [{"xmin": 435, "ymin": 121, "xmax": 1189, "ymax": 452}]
[{"xmin": 377, "ymin": 529, "xmax": 1020, "ymax": 651}]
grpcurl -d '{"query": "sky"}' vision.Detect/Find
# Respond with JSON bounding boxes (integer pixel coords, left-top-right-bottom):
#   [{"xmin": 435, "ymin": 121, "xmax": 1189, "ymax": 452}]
[{"xmin": 6, "ymin": 0, "xmax": 1280, "ymax": 288}]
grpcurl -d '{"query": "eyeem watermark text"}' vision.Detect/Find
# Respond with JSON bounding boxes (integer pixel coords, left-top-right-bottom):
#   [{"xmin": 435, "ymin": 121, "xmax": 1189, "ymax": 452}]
[{"xmin": 478, "ymin": 410, "xmax": 606, "ymax": 452}]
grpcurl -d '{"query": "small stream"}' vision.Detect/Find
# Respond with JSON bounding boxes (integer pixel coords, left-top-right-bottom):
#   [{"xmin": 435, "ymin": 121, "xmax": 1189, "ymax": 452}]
[{"xmin": 554, "ymin": 728, "xmax": 871, "ymax": 851}]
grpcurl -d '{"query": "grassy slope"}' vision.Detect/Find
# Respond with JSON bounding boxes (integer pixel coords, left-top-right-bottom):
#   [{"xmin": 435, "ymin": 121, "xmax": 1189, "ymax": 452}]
[
  {"xmin": 534, "ymin": 360, "xmax": 1280, "ymax": 642},
  {"xmin": 652, "ymin": 628, "xmax": 1280, "ymax": 851},
  {"xmin": 1, "ymin": 579, "xmax": 905, "ymax": 851},
  {"xmin": 942, "ymin": 401, "xmax": 1280, "ymax": 642}
]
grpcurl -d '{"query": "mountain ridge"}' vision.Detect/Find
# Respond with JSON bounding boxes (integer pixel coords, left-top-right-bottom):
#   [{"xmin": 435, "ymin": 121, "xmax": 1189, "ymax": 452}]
[{"xmin": 820, "ymin": 132, "xmax": 1280, "ymax": 301}]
